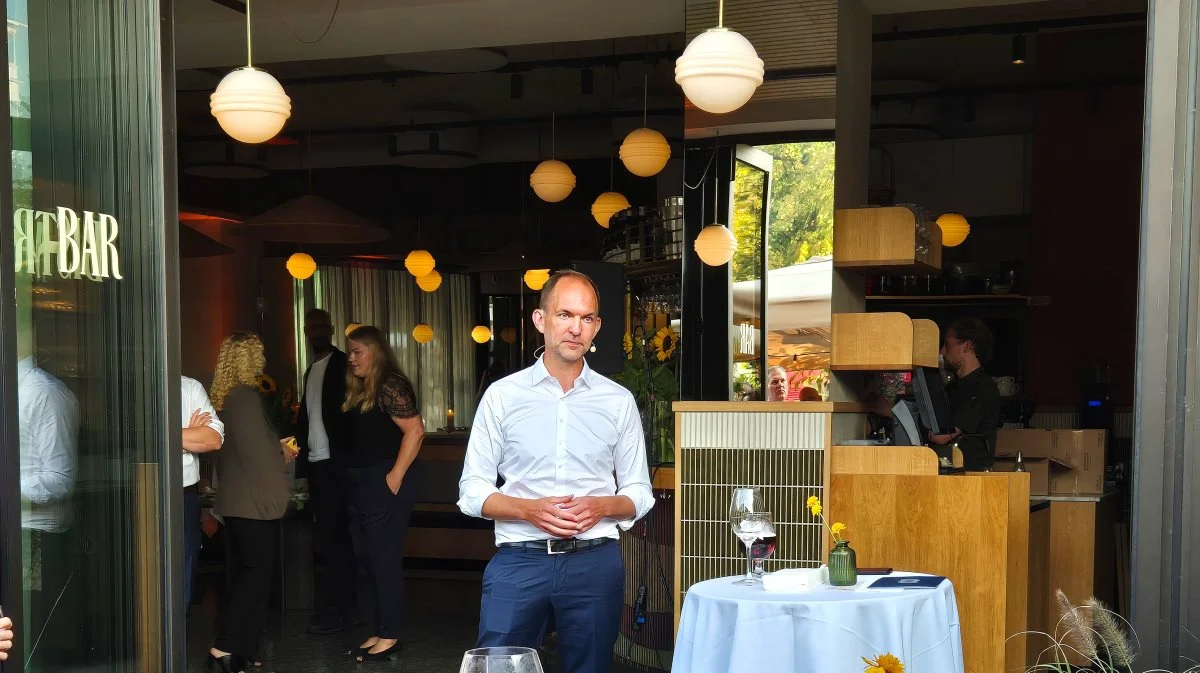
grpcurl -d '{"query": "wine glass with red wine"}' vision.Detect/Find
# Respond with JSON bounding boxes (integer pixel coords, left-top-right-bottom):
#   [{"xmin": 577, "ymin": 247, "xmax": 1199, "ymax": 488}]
[{"xmin": 740, "ymin": 514, "xmax": 777, "ymax": 578}]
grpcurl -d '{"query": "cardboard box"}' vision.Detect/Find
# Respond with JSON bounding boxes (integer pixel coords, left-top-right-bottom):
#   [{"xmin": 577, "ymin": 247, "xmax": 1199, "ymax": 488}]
[
  {"xmin": 995, "ymin": 429, "xmax": 1055, "ymax": 459},
  {"xmin": 993, "ymin": 455, "xmax": 1050, "ymax": 496},
  {"xmin": 1048, "ymin": 430, "xmax": 1106, "ymax": 495}
]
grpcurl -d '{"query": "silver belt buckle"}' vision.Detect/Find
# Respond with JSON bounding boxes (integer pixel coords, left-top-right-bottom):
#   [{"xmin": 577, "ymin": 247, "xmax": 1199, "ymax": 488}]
[{"xmin": 547, "ymin": 539, "xmax": 567, "ymax": 554}]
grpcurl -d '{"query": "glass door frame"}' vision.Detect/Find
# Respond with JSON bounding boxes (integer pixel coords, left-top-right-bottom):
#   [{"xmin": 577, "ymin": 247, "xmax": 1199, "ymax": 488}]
[
  {"xmin": 733, "ymin": 144, "xmax": 774, "ymax": 384},
  {"xmin": 0, "ymin": 0, "xmax": 184, "ymax": 668}
]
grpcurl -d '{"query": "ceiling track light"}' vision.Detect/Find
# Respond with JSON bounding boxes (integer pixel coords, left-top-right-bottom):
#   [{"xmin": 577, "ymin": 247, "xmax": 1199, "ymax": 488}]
[{"xmin": 1012, "ymin": 35, "xmax": 1026, "ymax": 65}]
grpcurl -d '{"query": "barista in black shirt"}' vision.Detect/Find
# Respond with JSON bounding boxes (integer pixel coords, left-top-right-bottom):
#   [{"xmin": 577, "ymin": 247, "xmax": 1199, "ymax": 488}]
[{"xmin": 931, "ymin": 318, "xmax": 1001, "ymax": 470}]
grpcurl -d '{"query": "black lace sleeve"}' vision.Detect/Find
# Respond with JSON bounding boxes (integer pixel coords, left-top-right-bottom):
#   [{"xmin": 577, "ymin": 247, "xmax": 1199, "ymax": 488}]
[{"xmin": 379, "ymin": 375, "xmax": 419, "ymax": 419}]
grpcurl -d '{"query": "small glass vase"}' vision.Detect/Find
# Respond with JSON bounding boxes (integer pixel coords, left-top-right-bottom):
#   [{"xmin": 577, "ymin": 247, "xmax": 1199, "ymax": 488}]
[{"xmin": 828, "ymin": 540, "xmax": 858, "ymax": 587}]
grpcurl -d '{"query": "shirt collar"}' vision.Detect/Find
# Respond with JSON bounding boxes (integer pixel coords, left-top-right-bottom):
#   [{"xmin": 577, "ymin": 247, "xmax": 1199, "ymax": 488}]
[
  {"xmin": 527, "ymin": 355, "xmax": 593, "ymax": 391},
  {"xmin": 17, "ymin": 357, "xmax": 35, "ymax": 379}
]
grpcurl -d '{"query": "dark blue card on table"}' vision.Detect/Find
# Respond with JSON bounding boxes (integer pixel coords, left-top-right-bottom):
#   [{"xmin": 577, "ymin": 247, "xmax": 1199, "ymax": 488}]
[{"xmin": 869, "ymin": 575, "xmax": 946, "ymax": 589}]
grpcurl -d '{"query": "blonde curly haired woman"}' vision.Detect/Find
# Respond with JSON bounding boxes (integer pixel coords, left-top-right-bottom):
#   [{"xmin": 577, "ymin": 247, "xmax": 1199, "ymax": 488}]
[{"xmin": 207, "ymin": 332, "xmax": 290, "ymax": 673}]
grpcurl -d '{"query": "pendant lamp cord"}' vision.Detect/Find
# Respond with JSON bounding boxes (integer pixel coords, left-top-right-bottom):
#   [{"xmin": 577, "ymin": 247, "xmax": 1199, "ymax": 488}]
[
  {"xmin": 643, "ymin": 73, "xmax": 648, "ymax": 128},
  {"xmin": 246, "ymin": 0, "xmax": 253, "ymax": 67},
  {"xmin": 551, "ymin": 112, "xmax": 556, "ymax": 159},
  {"xmin": 717, "ymin": 0, "xmax": 725, "ymax": 28},
  {"xmin": 712, "ymin": 132, "xmax": 720, "ymax": 223}
]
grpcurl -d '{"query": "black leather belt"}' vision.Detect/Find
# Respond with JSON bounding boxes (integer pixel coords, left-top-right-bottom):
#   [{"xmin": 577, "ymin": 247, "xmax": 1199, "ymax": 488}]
[
  {"xmin": 498, "ymin": 538, "xmax": 614, "ymax": 554},
  {"xmin": 183, "ymin": 484, "xmax": 199, "ymax": 495}
]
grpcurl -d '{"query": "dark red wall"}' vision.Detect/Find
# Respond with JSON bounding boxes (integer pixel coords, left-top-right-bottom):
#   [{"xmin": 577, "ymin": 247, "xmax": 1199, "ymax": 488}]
[{"xmin": 1026, "ymin": 28, "xmax": 1144, "ymax": 406}]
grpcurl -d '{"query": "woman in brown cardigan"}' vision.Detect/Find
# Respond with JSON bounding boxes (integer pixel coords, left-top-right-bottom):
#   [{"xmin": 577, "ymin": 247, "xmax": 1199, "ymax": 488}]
[{"xmin": 207, "ymin": 332, "xmax": 290, "ymax": 673}]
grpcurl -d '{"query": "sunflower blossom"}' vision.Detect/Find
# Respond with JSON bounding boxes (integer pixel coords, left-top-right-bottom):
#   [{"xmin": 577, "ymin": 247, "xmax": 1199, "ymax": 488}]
[
  {"xmin": 651, "ymin": 327, "xmax": 678, "ymax": 362},
  {"xmin": 862, "ymin": 653, "xmax": 904, "ymax": 673}
]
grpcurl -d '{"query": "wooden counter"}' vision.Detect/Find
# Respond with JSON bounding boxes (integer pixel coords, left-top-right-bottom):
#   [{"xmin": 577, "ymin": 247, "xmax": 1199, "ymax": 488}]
[{"xmin": 830, "ymin": 446, "xmax": 1031, "ymax": 673}]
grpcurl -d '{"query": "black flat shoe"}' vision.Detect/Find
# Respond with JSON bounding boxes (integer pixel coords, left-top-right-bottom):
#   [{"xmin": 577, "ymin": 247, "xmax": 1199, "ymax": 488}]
[
  {"xmin": 208, "ymin": 653, "xmax": 247, "ymax": 673},
  {"xmin": 345, "ymin": 646, "xmax": 369, "ymax": 658},
  {"xmin": 357, "ymin": 641, "xmax": 402, "ymax": 663}
]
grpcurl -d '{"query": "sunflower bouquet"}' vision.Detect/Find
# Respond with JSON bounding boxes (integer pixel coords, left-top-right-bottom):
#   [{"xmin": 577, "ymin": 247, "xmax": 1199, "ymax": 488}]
[
  {"xmin": 258, "ymin": 374, "xmax": 298, "ymax": 436},
  {"xmin": 613, "ymin": 326, "xmax": 680, "ymax": 464}
]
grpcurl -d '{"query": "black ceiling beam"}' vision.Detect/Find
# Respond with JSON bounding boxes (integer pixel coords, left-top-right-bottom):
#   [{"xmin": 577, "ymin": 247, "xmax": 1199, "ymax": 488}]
[
  {"xmin": 177, "ymin": 49, "xmax": 681, "ymax": 92},
  {"xmin": 873, "ymin": 12, "xmax": 1145, "ymax": 42},
  {"xmin": 206, "ymin": 0, "xmax": 246, "ymax": 14},
  {"xmin": 181, "ymin": 106, "xmax": 684, "ymax": 142},
  {"xmin": 870, "ymin": 74, "xmax": 1144, "ymax": 103}
]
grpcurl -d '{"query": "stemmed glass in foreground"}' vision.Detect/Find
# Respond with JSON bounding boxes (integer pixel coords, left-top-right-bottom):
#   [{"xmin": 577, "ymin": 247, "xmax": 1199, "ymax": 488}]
[
  {"xmin": 459, "ymin": 647, "xmax": 545, "ymax": 673},
  {"xmin": 730, "ymin": 484, "xmax": 774, "ymax": 585}
]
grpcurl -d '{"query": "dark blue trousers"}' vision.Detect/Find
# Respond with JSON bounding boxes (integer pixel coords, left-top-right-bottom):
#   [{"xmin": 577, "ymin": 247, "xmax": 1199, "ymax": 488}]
[
  {"xmin": 183, "ymin": 489, "xmax": 201, "ymax": 611},
  {"xmin": 478, "ymin": 541, "xmax": 624, "ymax": 673}
]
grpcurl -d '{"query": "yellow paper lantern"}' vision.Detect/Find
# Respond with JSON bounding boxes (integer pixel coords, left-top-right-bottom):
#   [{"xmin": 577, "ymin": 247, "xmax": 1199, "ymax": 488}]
[
  {"xmin": 620, "ymin": 128, "xmax": 671, "ymax": 177},
  {"xmin": 499, "ymin": 326, "xmax": 517, "ymax": 344},
  {"xmin": 591, "ymin": 192, "xmax": 631, "ymax": 228},
  {"xmin": 529, "ymin": 159, "xmax": 576, "ymax": 202},
  {"xmin": 345, "ymin": 322, "xmax": 361, "ymax": 338},
  {"xmin": 936, "ymin": 213, "xmax": 970, "ymax": 247},
  {"xmin": 404, "ymin": 249, "xmax": 436, "ymax": 277},
  {"xmin": 412, "ymin": 323, "xmax": 434, "ymax": 344},
  {"xmin": 694, "ymin": 224, "xmax": 738, "ymax": 266},
  {"xmin": 471, "ymin": 325, "xmax": 492, "ymax": 344},
  {"xmin": 416, "ymin": 270, "xmax": 442, "ymax": 292},
  {"xmin": 524, "ymin": 269, "xmax": 551, "ymax": 291},
  {"xmin": 286, "ymin": 252, "xmax": 317, "ymax": 280}
]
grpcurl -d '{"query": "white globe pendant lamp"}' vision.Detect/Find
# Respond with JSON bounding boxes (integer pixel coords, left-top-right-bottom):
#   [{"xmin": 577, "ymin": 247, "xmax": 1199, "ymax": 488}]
[
  {"xmin": 675, "ymin": 0, "xmax": 764, "ymax": 114},
  {"xmin": 694, "ymin": 144, "xmax": 738, "ymax": 266},
  {"xmin": 530, "ymin": 113, "xmax": 575, "ymax": 202},
  {"xmin": 209, "ymin": 0, "xmax": 292, "ymax": 144}
]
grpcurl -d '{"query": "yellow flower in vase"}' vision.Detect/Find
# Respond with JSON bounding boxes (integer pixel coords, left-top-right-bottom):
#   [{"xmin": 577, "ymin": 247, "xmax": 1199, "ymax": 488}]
[
  {"xmin": 651, "ymin": 327, "xmax": 678, "ymax": 361},
  {"xmin": 623, "ymin": 332, "xmax": 634, "ymax": 359},
  {"xmin": 830, "ymin": 522, "xmax": 847, "ymax": 541},
  {"xmin": 806, "ymin": 495, "xmax": 821, "ymax": 517}
]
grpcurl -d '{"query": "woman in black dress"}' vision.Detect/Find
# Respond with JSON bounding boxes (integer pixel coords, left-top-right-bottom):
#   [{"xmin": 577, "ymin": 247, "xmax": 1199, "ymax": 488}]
[{"xmin": 342, "ymin": 325, "xmax": 425, "ymax": 663}]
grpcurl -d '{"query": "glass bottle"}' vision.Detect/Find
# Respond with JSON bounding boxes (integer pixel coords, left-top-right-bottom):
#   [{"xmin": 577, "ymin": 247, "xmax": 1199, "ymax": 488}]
[{"xmin": 828, "ymin": 540, "xmax": 858, "ymax": 587}]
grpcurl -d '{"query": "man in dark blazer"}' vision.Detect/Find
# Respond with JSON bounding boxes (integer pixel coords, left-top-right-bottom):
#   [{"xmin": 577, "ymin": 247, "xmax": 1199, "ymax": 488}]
[{"xmin": 296, "ymin": 308, "xmax": 357, "ymax": 634}]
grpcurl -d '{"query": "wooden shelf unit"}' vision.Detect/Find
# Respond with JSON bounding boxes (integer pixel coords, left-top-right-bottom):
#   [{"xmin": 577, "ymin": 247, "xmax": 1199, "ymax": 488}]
[
  {"xmin": 830, "ymin": 312, "xmax": 940, "ymax": 371},
  {"xmin": 833, "ymin": 206, "xmax": 942, "ymax": 273}
]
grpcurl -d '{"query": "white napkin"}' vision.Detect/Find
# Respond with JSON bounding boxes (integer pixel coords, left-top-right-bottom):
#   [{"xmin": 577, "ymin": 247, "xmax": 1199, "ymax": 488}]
[{"xmin": 762, "ymin": 566, "xmax": 828, "ymax": 593}]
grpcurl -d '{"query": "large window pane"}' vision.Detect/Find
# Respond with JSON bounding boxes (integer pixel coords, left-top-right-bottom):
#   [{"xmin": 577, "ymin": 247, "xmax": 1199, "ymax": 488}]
[{"xmin": 7, "ymin": 0, "xmax": 174, "ymax": 670}]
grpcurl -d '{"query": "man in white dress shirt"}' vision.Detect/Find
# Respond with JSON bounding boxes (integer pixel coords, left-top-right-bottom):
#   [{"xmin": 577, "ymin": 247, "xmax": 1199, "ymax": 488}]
[
  {"xmin": 181, "ymin": 376, "xmax": 224, "ymax": 612},
  {"xmin": 18, "ymin": 355, "xmax": 78, "ymax": 667},
  {"xmin": 458, "ymin": 270, "xmax": 654, "ymax": 673}
]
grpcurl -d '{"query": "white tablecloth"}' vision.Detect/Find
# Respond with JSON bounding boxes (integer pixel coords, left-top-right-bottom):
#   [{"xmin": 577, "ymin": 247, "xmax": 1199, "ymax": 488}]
[{"xmin": 673, "ymin": 573, "xmax": 964, "ymax": 673}]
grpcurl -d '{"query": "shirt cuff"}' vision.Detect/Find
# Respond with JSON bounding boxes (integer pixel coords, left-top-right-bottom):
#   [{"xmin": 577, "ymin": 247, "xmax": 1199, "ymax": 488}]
[
  {"xmin": 457, "ymin": 483, "xmax": 501, "ymax": 520},
  {"xmin": 613, "ymin": 485, "xmax": 655, "ymax": 530}
]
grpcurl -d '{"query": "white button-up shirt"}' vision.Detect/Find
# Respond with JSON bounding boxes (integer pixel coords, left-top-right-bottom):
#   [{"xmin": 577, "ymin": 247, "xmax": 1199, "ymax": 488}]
[
  {"xmin": 182, "ymin": 376, "xmax": 224, "ymax": 488},
  {"xmin": 19, "ymin": 358, "xmax": 79, "ymax": 532},
  {"xmin": 458, "ymin": 357, "xmax": 654, "ymax": 545},
  {"xmin": 303, "ymin": 353, "xmax": 332, "ymax": 462}
]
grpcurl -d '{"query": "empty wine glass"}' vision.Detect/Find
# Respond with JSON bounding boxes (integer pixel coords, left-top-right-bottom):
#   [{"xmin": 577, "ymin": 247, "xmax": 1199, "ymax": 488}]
[
  {"xmin": 729, "ymin": 487, "xmax": 765, "ymax": 520},
  {"xmin": 731, "ymin": 511, "xmax": 773, "ymax": 585},
  {"xmin": 459, "ymin": 647, "xmax": 545, "ymax": 673}
]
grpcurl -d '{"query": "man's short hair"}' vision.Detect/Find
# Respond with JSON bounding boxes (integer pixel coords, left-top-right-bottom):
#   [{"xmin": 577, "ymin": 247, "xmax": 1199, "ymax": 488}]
[
  {"xmin": 767, "ymin": 366, "xmax": 787, "ymax": 380},
  {"xmin": 305, "ymin": 308, "xmax": 332, "ymax": 325},
  {"xmin": 538, "ymin": 270, "xmax": 600, "ymax": 313},
  {"xmin": 948, "ymin": 317, "xmax": 994, "ymax": 365}
]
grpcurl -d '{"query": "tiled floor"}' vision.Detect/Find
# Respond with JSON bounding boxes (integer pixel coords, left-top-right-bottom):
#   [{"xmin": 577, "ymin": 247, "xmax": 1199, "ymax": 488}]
[{"xmin": 185, "ymin": 571, "xmax": 651, "ymax": 673}]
